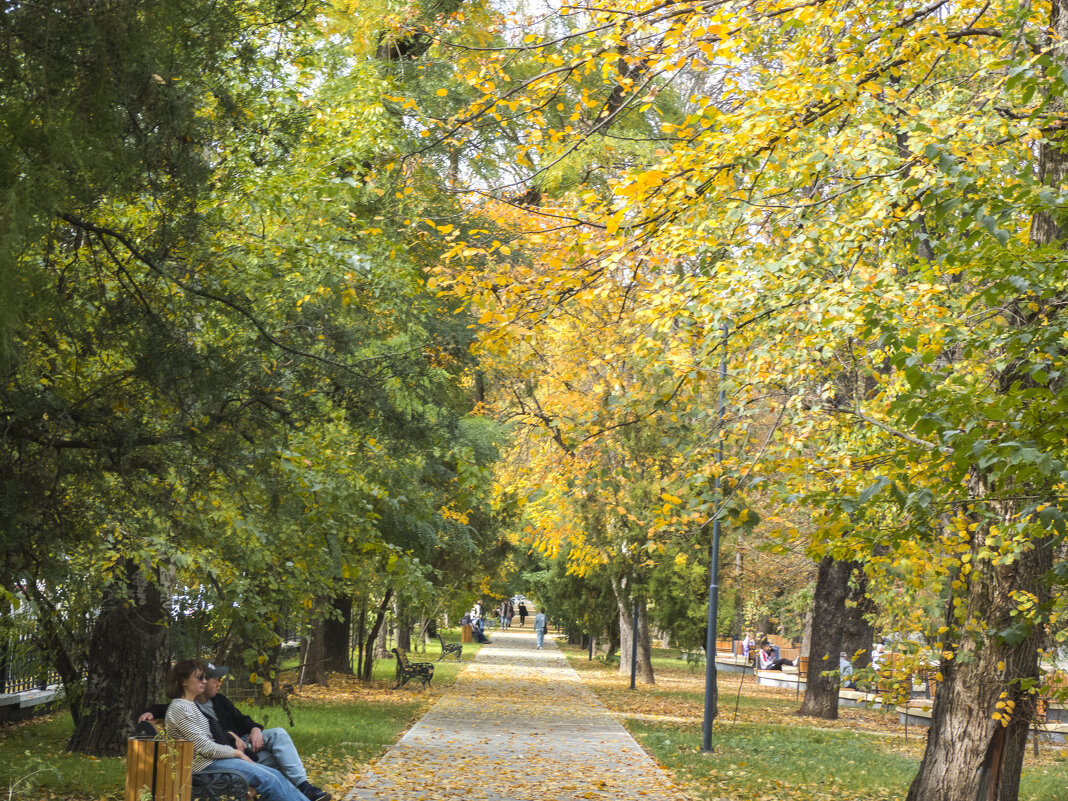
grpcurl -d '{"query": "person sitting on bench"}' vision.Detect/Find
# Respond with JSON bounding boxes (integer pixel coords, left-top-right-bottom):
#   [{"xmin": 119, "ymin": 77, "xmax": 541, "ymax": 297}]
[
  {"xmin": 141, "ymin": 663, "xmax": 330, "ymax": 801},
  {"xmin": 757, "ymin": 642, "xmax": 794, "ymax": 671},
  {"xmin": 472, "ymin": 617, "xmax": 491, "ymax": 643},
  {"xmin": 164, "ymin": 659, "xmax": 307, "ymax": 801}
]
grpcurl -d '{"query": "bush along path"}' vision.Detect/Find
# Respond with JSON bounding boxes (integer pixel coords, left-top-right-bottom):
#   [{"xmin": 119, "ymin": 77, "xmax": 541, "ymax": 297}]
[{"xmin": 344, "ymin": 628, "xmax": 686, "ymax": 801}]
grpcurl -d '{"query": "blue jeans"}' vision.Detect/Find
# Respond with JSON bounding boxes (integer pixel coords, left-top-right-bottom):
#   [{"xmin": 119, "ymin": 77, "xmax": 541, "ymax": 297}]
[
  {"xmin": 205, "ymin": 758, "xmax": 306, "ymax": 801},
  {"xmin": 252, "ymin": 728, "xmax": 307, "ymax": 786},
  {"xmin": 536, "ymin": 629, "xmax": 545, "ymax": 648}
]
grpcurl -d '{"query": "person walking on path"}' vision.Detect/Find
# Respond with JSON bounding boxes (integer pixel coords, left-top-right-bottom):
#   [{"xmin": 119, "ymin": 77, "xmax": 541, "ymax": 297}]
[
  {"xmin": 503, "ymin": 599, "xmax": 514, "ymax": 629},
  {"xmin": 534, "ymin": 609, "xmax": 548, "ymax": 649},
  {"xmin": 518, "ymin": 602, "xmax": 528, "ymax": 628}
]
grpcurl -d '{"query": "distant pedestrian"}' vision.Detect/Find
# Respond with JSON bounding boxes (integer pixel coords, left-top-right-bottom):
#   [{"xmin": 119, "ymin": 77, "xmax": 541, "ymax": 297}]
[
  {"xmin": 518, "ymin": 602, "xmax": 528, "ymax": 628},
  {"xmin": 534, "ymin": 610, "xmax": 547, "ymax": 649},
  {"xmin": 839, "ymin": 652, "xmax": 856, "ymax": 689},
  {"xmin": 503, "ymin": 599, "xmax": 514, "ymax": 629},
  {"xmin": 741, "ymin": 631, "xmax": 755, "ymax": 661}
]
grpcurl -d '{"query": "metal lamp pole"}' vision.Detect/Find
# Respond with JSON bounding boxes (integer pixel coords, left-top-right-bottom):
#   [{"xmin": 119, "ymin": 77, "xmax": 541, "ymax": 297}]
[{"xmin": 702, "ymin": 321, "xmax": 729, "ymax": 753}]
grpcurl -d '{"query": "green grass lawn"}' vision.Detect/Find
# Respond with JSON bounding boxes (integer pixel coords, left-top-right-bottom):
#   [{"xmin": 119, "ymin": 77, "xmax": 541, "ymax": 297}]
[{"xmin": 0, "ymin": 634, "xmax": 477, "ymax": 801}]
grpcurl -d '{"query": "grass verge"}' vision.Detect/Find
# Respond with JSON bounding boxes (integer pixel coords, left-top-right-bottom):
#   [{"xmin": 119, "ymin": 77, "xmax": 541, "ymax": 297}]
[{"xmin": 562, "ymin": 644, "xmax": 1068, "ymax": 801}]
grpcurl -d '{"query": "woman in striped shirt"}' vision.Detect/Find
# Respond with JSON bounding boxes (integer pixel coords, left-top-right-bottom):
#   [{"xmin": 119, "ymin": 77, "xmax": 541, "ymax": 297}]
[{"xmin": 164, "ymin": 660, "xmax": 306, "ymax": 801}]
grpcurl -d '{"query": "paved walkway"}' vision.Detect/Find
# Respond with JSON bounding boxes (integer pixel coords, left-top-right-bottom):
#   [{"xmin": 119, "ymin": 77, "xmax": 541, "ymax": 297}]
[{"xmin": 344, "ymin": 628, "xmax": 686, "ymax": 801}]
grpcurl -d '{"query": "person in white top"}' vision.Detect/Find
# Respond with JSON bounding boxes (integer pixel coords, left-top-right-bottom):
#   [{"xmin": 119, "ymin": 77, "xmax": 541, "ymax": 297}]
[
  {"xmin": 163, "ymin": 660, "xmax": 307, "ymax": 801},
  {"xmin": 871, "ymin": 643, "xmax": 886, "ymax": 670}
]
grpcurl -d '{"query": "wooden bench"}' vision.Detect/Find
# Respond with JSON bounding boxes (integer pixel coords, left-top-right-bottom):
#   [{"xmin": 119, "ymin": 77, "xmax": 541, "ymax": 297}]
[
  {"xmin": 437, "ymin": 634, "xmax": 462, "ymax": 662},
  {"xmin": 131, "ymin": 721, "xmax": 249, "ymax": 801},
  {"xmin": 779, "ymin": 647, "xmax": 800, "ymax": 663},
  {"xmin": 392, "ymin": 647, "xmax": 434, "ymax": 689}
]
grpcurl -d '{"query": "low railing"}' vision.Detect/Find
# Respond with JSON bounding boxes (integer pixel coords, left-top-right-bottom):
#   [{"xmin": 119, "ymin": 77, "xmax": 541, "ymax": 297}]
[{"xmin": 1, "ymin": 632, "xmax": 62, "ymax": 694}]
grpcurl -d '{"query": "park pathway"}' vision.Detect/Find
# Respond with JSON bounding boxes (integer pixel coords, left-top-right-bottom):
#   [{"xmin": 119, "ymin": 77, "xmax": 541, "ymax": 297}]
[{"xmin": 343, "ymin": 627, "xmax": 687, "ymax": 801}]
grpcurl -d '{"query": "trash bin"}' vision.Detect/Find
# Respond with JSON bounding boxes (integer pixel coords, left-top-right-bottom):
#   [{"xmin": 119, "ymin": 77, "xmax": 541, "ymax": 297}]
[{"xmin": 461, "ymin": 624, "xmax": 472, "ymax": 643}]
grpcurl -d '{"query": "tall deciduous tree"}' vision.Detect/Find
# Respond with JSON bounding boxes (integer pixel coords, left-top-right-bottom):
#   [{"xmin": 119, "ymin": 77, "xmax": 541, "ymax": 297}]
[{"xmin": 428, "ymin": 0, "xmax": 1068, "ymax": 795}]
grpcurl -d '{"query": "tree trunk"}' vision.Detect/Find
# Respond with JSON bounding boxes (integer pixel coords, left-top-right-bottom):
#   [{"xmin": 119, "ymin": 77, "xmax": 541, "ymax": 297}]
[
  {"xmin": 396, "ymin": 600, "xmax": 411, "ymax": 652},
  {"xmin": 605, "ymin": 626, "xmax": 619, "ymax": 663},
  {"xmin": 841, "ymin": 566, "xmax": 875, "ymax": 669},
  {"xmin": 799, "ymin": 556, "xmax": 852, "ymax": 719},
  {"xmin": 906, "ymin": 528, "xmax": 1053, "ymax": 801},
  {"xmin": 610, "ymin": 576, "xmax": 654, "ymax": 684},
  {"xmin": 359, "ymin": 588, "xmax": 393, "ymax": 681},
  {"xmin": 355, "ymin": 601, "xmax": 367, "ymax": 676},
  {"xmin": 375, "ymin": 615, "xmax": 390, "ymax": 659},
  {"xmin": 302, "ymin": 616, "xmax": 328, "ymax": 686},
  {"xmin": 322, "ymin": 596, "xmax": 352, "ymax": 674},
  {"xmin": 67, "ymin": 559, "xmax": 169, "ymax": 756}
]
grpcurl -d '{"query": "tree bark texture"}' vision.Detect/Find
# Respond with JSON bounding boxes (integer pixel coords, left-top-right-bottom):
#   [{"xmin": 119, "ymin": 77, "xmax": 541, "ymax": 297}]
[
  {"xmin": 799, "ymin": 556, "xmax": 852, "ymax": 720},
  {"xmin": 396, "ymin": 600, "xmax": 411, "ymax": 653},
  {"xmin": 841, "ymin": 567, "xmax": 875, "ymax": 669},
  {"xmin": 301, "ymin": 617, "xmax": 328, "ymax": 687},
  {"xmin": 67, "ymin": 559, "xmax": 169, "ymax": 756},
  {"xmin": 322, "ymin": 595, "xmax": 353, "ymax": 674},
  {"xmin": 610, "ymin": 576, "xmax": 654, "ymax": 684},
  {"xmin": 905, "ymin": 529, "xmax": 1053, "ymax": 801}
]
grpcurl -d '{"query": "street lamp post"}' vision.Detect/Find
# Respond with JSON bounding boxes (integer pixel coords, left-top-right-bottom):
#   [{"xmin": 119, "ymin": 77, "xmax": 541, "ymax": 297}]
[{"xmin": 702, "ymin": 321, "xmax": 729, "ymax": 753}]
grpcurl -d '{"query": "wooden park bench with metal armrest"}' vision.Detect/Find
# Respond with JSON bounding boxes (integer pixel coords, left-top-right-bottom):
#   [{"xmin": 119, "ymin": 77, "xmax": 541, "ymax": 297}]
[
  {"xmin": 392, "ymin": 648, "xmax": 434, "ymax": 689},
  {"xmin": 437, "ymin": 634, "xmax": 462, "ymax": 662}
]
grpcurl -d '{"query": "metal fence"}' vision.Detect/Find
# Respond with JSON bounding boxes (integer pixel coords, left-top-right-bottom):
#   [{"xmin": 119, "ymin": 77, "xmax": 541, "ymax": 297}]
[{"xmin": 0, "ymin": 632, "xmax": 61, "ymax": 694}]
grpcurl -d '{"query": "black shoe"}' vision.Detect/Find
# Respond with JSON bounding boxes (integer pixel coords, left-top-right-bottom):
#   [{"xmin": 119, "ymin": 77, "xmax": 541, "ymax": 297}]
[{"xmin": 300, "ymin": 783, "xmax": 331, "ymax": 801}]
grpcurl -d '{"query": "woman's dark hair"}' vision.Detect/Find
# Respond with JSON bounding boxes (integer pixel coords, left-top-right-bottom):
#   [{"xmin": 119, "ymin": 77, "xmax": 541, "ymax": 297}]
[{"xmin": 166, "ymin": 659, "xmax": 208, "ymax": 699}]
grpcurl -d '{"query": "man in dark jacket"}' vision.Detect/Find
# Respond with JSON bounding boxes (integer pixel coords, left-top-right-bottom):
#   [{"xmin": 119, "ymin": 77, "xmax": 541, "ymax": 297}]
[{"xmin": 140, "ymin": 664, "xmax": 330, "ymax": 801}]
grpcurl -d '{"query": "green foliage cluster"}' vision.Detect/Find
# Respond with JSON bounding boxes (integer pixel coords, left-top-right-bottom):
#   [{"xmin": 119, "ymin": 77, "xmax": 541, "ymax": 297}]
[{"xmin": 0, "ymin": 0, "xmax": 512, "ymax": 747}]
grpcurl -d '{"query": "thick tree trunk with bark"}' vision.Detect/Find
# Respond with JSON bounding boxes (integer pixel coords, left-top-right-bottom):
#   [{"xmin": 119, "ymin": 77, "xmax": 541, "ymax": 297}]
[
  {"xmin": 906, "ymin": 528, "xmax": 1053, "ymax": 801},
  {"xmin": 323, "ymin": 596, "xmax": 353, "ymax": 674},
  {"xmin": 799, "ymin": 556, "xmax": 852, "ymax": 719},
  {"xmin": 841, "ymin": 567, "xmax": 875, "ymax": 669},
  {"xmin": 67, "ymin": 559, "xmax": 169, "ymax": 756},
  {"xmin": 610, "ymin": 576, "xmax": 654, "ymax": 684}
]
